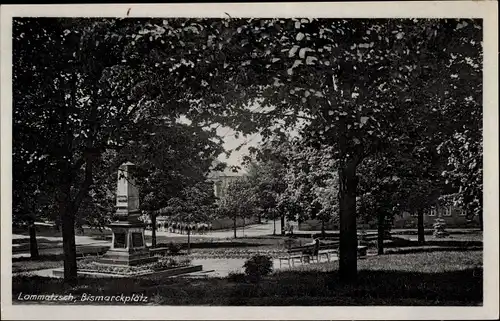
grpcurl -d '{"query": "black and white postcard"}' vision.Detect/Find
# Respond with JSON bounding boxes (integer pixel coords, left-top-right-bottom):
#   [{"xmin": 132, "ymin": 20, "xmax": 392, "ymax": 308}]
[{"xmin": 1, "ymin": 2, "xmax": 498, "ymax": 320}]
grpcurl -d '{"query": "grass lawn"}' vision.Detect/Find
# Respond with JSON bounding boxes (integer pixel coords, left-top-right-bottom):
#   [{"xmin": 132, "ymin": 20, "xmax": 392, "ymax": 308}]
[
  {"xmin": 12, "ymin": 250, "xmax": 482, "ymax": 306},
  {"xmin": 12, "ymin": 256, "xmax": 64, "ymax": 273},
  {"xmin": 285, "ymin": 250, "xmax": 482, "ymax": 273}
]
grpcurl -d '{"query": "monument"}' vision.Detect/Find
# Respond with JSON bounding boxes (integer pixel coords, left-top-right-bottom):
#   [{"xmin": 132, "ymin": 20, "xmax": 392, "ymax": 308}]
[
  {"xmin": 52, "ymin": 161, "xmax": 205, "ymax": 278},
  {"xmin": 98, "ymin": 162, "xmax": 157, "ymax": 266}
]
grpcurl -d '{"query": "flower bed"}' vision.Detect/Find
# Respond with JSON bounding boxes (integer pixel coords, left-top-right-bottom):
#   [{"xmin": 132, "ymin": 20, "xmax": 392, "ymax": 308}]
[{"xmin": 77, "ymin": 256, "xmax": 192, "ymax": 276}]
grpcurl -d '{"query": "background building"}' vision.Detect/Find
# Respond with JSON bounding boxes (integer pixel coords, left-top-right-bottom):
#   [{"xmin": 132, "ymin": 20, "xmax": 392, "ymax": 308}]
[
  {"xmin": 298, "ymin": 205, "xmax": 480, "ymax": 231},
  {"xmin": 207, "ymin": 166, "xmax": 244, "ymax": 198},
  {"xmin": 149, "ymin": 163, "xmax": 259, "ymax": 231}
]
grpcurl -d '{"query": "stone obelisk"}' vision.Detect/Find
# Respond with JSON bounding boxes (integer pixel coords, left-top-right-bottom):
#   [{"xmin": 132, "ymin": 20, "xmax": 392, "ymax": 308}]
[{"xmin": 98, "ymin": 162, "xmax": 157, "ymax": 266}]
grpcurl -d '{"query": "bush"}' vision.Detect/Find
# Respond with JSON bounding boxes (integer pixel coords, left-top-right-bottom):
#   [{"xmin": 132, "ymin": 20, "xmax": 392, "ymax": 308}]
[
  {"xmin": 243, "ymin": 255, "xmax": 273, "ymax": 283},
  {"xmin": 227, "ymin": 271, "xmax": 247, "ymax": 283},
  {"xmin": 167, "ymin": 242, "xmax": 181, "ymax": 255}
]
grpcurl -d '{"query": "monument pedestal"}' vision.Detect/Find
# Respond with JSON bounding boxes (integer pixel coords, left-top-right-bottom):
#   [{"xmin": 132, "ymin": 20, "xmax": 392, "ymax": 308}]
[{"xmin": 98, "ymin": 220, "xmax": 157, "ymax": 266}]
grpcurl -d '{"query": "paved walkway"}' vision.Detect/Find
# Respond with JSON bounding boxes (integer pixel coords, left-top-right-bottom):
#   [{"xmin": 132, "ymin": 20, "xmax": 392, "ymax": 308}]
[
  {"xmin": 12, "ymin": 221, "xmax": 283, "ymax": 257},
  {"xmin": 190, "ymin": 255, "xmax": 339, "ymax": 277},
  {"xmin": 20, "ymin": 255, "xmax": 339, "ymax": 279},
  {"xmin": 147, "ymin": 220, "xmax": 282, "ymax": 239},
  {"xmin": 12, "ymin": 221, "xmax": 282, "ymax": 259}
]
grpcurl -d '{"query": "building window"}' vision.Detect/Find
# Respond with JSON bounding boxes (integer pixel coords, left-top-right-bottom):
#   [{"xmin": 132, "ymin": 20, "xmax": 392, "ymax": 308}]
[
  {"xmin": 428, "ymin": 208, "xmax": 436, "ymax": 217},
  {"xmin": 443, "ymin": 206, "xmax": 452, "ymax": 217},
  {"xmin": 459, "ymin": 209, "xmax": 467, "ymax": 216}
]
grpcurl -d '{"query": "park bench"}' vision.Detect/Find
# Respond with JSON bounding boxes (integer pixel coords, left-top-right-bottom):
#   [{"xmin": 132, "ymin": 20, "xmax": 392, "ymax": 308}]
[
  {"xmin": 278, "ymin": 243, "xmax": 338, "ymax": 267},
  {"xmin": 309, "ymin": 248, "xmax": 338, "ymax": 263},
  {"xmin": 279, "ymin": 243, "xmax": 367, "ymax": 267},
  {"xmin": 309, "ymin": 245, "xmax": 367, "ymax": 262},
  {"xmin": 278, "ymin": 247, "xmax": 308, "ymax": 267}
]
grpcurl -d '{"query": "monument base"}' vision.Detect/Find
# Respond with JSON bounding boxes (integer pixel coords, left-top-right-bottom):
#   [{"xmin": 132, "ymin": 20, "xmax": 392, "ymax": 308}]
[
  {"xmin": 97, "ymin": 249, "xmax": 158, "ymax": 266},
  {"xmin": 98, "ymin": 220, "xmax": 157, "ymax": 266},
  {"xmin": 53, "ymin": 265, "xmax": 203, "ymax": 278}
]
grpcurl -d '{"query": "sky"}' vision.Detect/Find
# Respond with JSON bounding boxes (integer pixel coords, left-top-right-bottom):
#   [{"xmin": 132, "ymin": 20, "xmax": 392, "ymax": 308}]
[
  {"xmin": 216, "ymin": 126, "xmax": 261, "ymax": 171},
  {"xmin": 177, "ymin": 114, "xmax": 261, "ymax": 172},
  {"xmin": 214, "ymin": 113, "xmax": 306, "ymax": 171},
  {"xmin": 178, "ymin": 101, "xmax": 305, "ymax": 173}
]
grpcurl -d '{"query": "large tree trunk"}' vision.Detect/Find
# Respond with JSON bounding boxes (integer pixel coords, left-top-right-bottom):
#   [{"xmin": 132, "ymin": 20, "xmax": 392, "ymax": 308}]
[
  {"xmin": 321, "ymin": 220, "xmax": 326, "ymax": 238},
  {"xmin": 417, "ymin": 208, "xmax": 425, "ymax": 245},
  {"xmin": 273, "ymin": 216, "xmax": 276, "ymax": 235},
  {"xmin": 59, "ymin": 71, "xmax": 93, "ymax": 285},
  {"xmin": 338, "ymin": 162, "xmax": 358, "ymax": 282},
  {"xmin": 29, "ymin": 221, "xmax": 39, "ymax": 259},
  {"xmin": 60, "ymin": 198, "xmax": 77, "ymax": 284},
  {"xmin": 59, "ymin": 155, "xmax": 92, "ymax": 285},
  {"xmin": 377, "ymin": 212, "xmax": 385, "ymax": 255},
  {"xmin": 151, "ymin": 212, "xmax": 157, "ymax": 248},
  {"xmin": 187, "ymin": 228, "xmax": 191, "ymax": 254}
]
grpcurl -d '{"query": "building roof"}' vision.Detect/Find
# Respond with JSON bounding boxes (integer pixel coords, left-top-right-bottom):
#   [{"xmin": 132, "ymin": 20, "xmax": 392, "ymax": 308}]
[{"xmin": 207, "ymin": 160, "xmax": 246, "ymax": 179}]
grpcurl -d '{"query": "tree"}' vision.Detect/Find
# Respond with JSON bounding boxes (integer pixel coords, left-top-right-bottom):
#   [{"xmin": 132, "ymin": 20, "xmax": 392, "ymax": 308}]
[
  {"xmin": 12, "ymin": 172, "xmax": 56, "ymax": 259},
  {"xmin": 358, "ymin": 133, "xmax": 453, "ymax": 249},
  {"xmin": 13, "ymin": 18, "xmax": 139, "ymax": 283},
  {"xmin": 246, "ymin": 158, "xmax": 287, "ymax": 233},
  {"xmin": 13, "ymin": 18, "xmax": 243, "ymax": 282},
  {"xmin": 247, "ymin": 137, "xmax": 342, "ymax": 238},
  {"xmin": 437, "ymin": 21, "xmax": 483, "ymax": 227},
  {"xmin": 162, "ymin": 181, "xmax": 218, "ymax": 253},
  {"xmin": 358, "ymin": 153, "xmax": 404, "ymax": 254},
  {"xmin": 198, "ymin": 19, "xmax": 417, "ymax": 280},
  {"xmin": 217, "ymin": 178, "xmax": 259, "ymax": 238},
  {"xmin": 117, "ymin": 122, "xmax": 224, "ymax": 248},
  {"xmin": 212, "ymin": 18, "xmax": 482, "ymax": 281},
  {"xmin": 281, "ymin": 143, "xmax": 341, "ymax": 236},
  {"xmin": 116, "ymin": 18, "xmax": 482, "ymax": 280}
]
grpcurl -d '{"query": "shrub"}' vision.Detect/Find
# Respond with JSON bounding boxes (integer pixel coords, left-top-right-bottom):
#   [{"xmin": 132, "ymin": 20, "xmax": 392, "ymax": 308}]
[
  {"xmin": 167, "ymin": 242, "xmax": 181, "ymax": 255},
  {"xmin": 243, "ymin": 255, "xmax": 273, "ymax": 283},
  {"xmin": 227, "ymin": 271, "xmax": 247, "ymax": 283}
]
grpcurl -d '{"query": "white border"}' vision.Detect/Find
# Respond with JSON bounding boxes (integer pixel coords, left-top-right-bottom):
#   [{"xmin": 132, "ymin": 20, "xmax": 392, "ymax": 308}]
[{"xmin": 1, "ymin": 2, "xmax": 498, "ymax": 320}]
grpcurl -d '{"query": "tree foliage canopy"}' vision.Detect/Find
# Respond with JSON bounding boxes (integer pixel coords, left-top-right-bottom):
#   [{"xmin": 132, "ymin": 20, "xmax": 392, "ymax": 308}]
[{"xmin": 12, "ymin": 17, "xmax": 483, "ymax": 282}]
